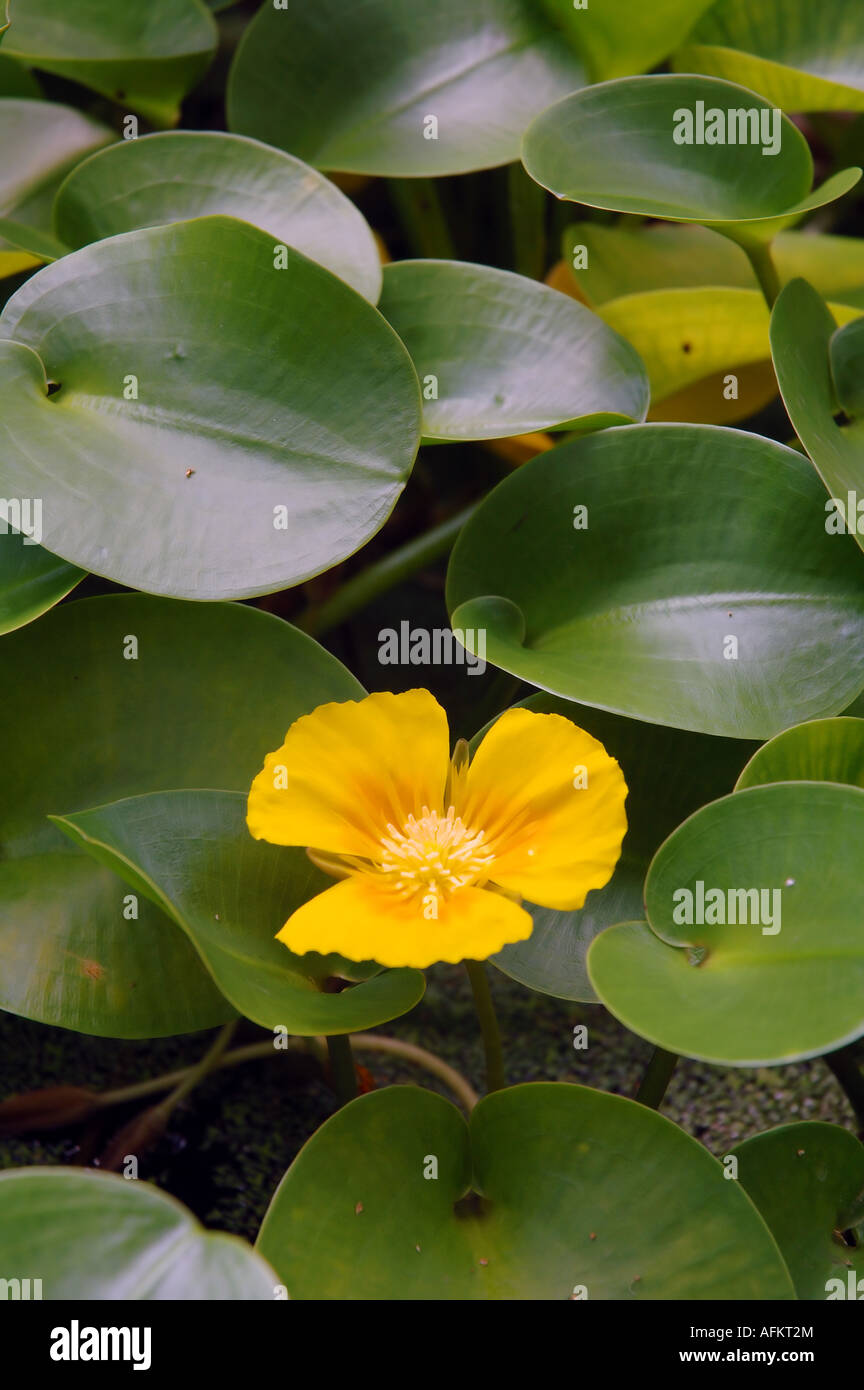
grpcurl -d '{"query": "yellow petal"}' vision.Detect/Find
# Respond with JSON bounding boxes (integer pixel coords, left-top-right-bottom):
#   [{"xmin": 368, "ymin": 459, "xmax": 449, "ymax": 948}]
[
  {"xmin": 460, "ymin": 709, "xmax": 627, "ymax": 911},
  {"xmin": 276, "ymin": 875, "xmax": 533, "ymax": 968},
  {"xmin": 247, "ymin": 689, "xmax": 449, "ymax": 857}
]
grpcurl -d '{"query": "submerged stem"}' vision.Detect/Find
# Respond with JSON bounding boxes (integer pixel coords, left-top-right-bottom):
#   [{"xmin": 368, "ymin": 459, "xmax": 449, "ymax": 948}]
[
  {"xmin": 633, "ymin": 1046, "xmax": 678, "ymax": 1110},
  {"xmin": 297, "ymin": 505, "xmax": 476, "ymax": 637},
  {"xmin": 326, "ymin": 1034, "xmax": 359, "ymax": 1105},
  {"xmin": 465, "ymin": 959, "xmax": 505, "ymax": 1093}
]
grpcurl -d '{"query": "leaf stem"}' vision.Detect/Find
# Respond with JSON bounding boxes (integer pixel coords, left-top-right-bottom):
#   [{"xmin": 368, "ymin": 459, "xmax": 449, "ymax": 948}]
[
  {"xmin": 824, "ymin": 1045, "xmax": 864, "ymax": 1133},
  {"xmin": 633, "ymin": 1046, "xmax": 678, "ymax": 1109},
  {"xmin": 325, "ymin": 1034, "xmax": 358, "ymax": 1104},
  {"xmin": 743, "ymin": 238, "xmax": 782, "ymax": 309},
  {"xmin": 464, "ymin": 959, "xmax": 505, "ymax": 1093},
  {"xmin": 388, "ymin": 177, "xmax": 455, "ymax": 259},
  {"xmin": 296, "ymin": 504, "xmax": 476, "ymax": 637},
  {"xmin": 507, "ymin": 162, "xmax": 547, "ymax": 279}
]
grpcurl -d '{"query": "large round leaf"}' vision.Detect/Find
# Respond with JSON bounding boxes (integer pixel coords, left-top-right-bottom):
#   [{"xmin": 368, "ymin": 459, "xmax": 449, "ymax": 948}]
[
  {"xmin": 0, "ymin": 529, "xmax": 81, "ymax": 633},
  {"xmin": 736, "ymin": 717, "xmax": 864, "ymax": 790},
  {"xmin": 378, "ymin": 259, "xmax": 648, "ymax": 441},
  {"xmin": 487, "ymin": 694, "xmax": 757, "ymax": 1002},
  {"xmin": 0, "ymin": 1168, "xmax": 277, "ymax": 1299},
  {"xmin": 0, "ymin": 98, "xmax": 113, "ymax": 273},
  {"xmin": 731, "ymin": 1123, "xmax": 864, "ymax": 1300},
  {"xmin": 447, "ymin": 424, "xmax": 864, "ymax": 738},
  {"xmin": 522, "ymin": 74, "xmax": 860, "ymax": 247},
  {"xmin": 676, "ymin": 0, "xmax": 864, "ymax": 113},
  {"xmin": 771, "ymin": 278, "xmax": 864, "ymax": 553},
  {"xmin": 0, "ymin": 52, "xmax": 40, "ymax": 97},
  {"xmin": 227, "ymin": 0, "xmax": 586, "ymax": 177},
  {"xmin": 588, "ymin": 783, "xmax": 864, "ymax": 1064},
  {"xmin": 257, "ymin": 1083, "xmax": 794, "ymax": 1299},
  {"xmin": 0, "ymin": 217, "xmax": 420, "ymax": 599},
  {"xmin": 54, "ymin": 791, "xmax": 425, "ymax": 1036},
  {"xmin": 0, "ymin": 0, "xmax": 218, "ymax": 125},
  {"xmin": 537, "ymin": 0, "xmax": 715, "ymax": 83},
  {"xmin": 0, "ymin": 593, "xmax": 364, "ymax": 1037},
  {"xmin": 52, "ymin": 131, "xmax": 382, "ymax": 302}
]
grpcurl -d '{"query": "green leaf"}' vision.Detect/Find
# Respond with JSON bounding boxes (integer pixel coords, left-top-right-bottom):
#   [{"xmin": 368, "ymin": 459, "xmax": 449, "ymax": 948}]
[
  {"xmin": 0, "ymin": 592, "xmax": 364, "ymax": 1037},
  {"xmin": 0, "ymin": 98, "xmax": 113, "ymax": 274},
  {"xmin": 523, "ymin": 74, "xmax": 860, "ymax": 247},
  {"xmin": 52, "ymin": 131, "xmax": 382, "ymax": 302},
  {"xmin": 537, "ymin": 0, "xmax": 716, "ymax": 82},
  {"xmin": 0, "ymin": 217, "xmax": 420, "ymax": 600},
  {"xmin": 736, "ymin": 717, "xmax": 864, "ymax": 790},
  {"xmin": 489, "ymin": 694, "xmax": 758, "ymax": 1001},
  {"xmin": 771, "ymin": 278, "xmax": 864, "ymax": 553},
  {"xmin": 597, "ymin": 286, "xmax": 858, "ymax": 424},
  {"xmin": 1, "ymin": 0, "xmax": 218, "ymax": 125},
  {"xmin": 588, "ymin": 783, "xmax": 864, "ymax": 1064},
  {"xmin": 830, "ymin": 314, "xmax": 864, "ymax": 420},
  {"xmin": 676, "ymin": 0, "xmax": 864, "ymax": 113},
  {"xmin": 54, "ymin": 791, "xmax": 425, "ymax": 1036},
  {"xmin": 0, "ymin": 1167, "xmax": 277, "ymax": 1299},
  {"xmin": 257, "ymin": 1083, "xmax": 794, "ymax": 1299},
  {"xmin": 447, "ymin": 424, "xmax": 864, "ymax": 738},
  {"xmin": 378, "ymin": 259, "xmax": 648, "ymax": 441},
  {"xmin": 564, "ymin": 221, "xmax": 864, "ymax": 307},
  {"xmin": 731, "ymin": 1123, "xmax": 864, "ymax": 1300},
  {"xmin": 227, "ymin": 0, "xmax": 586, "ymax": 177},
  {"xmin": 0, "ymin": 528, "xmax": 82, "ymax": 633}
]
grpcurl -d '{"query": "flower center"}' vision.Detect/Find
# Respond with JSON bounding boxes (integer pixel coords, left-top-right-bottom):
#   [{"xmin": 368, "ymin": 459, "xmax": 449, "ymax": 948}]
[{"xmin": 376, "ymin": 805, "xmax": 496, "ymax": 906}]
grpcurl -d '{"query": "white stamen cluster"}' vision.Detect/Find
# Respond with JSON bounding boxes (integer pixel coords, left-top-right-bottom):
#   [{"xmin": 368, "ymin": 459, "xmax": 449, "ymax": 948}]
[{"xmin": 376, "ymin": 805, "xmax": 496, "ymax": 904}]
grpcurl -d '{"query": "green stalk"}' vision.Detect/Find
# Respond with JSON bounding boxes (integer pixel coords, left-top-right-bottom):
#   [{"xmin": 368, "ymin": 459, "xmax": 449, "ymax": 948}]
[
  {"xmin": 507, "ymin": 162, "xmax": 547, "ymax": 279},
  {"xmin": 633, "ymin": 1046, "xmax": 678, "ymax": 1110},
  {"xmin": 465, "ymin": 960, "xmax": 505, "ymax": 1093},
  {"xmin": 388, "ymin": 177, "xmax": 455, "ymax": 259},
  {"xmin": 297, "ymin": 504, "xmax": 476, "ymax": 637},
  {"xmin": 742, "ymin": 237, "xmax": 782, "ymax": 309},
  {"xmin": 326, "ymin": 1034, "xmax": 358, "ymax": 1105}
]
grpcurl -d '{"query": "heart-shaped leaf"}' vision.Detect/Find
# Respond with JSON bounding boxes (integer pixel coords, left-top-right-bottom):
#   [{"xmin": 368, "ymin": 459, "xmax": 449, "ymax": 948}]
[
  {"xmin": 731, "ymin": 1122, "xmax": 864, "ymax": 1300},
  {"xmin": 0, "ymin": 0, "xmax": 218, "ymax": 125},
  {"xmin": 447, "ymin": 424, "xmax": 864, "ymax": 738},
  {"xmin": 0, "ymin": 1167, "xmax": 277, "ymax": 1299},
  {"xmin": 736, "ymin": 717, "xmax": 864, "ymax": 789},
  {"xmin": 378, "ymin": 259, "xmax": 648, "ymax": 441},
  {"xmin": 523, "ymin": 74, "xmax": 860, "ymax": 248},
  {"xmin": 588, "ymin": 783, "xmax": 864, "ymax": 1064},
  {"xmin": 257, "ymin": 1083, "xmax": 794, "ymax": 1299},
  {"xmin": 52, "ymin": 131, "xmax": 382, "ymax": 301},
  {"xmin": 536, "ymin": 0, "xmax": 715, "ymax": 83},
  {"xmin": 0, "ymin": 98, "xmax": 113, "ymax": 274},
  {"xmin": 0, "ymin": 528, "xmax": 82, "ymax": 633},
  {"xmin": 0, "ymin": 592, "xmax": 364, "ymax": 1037},
  {"xmin": 676, "ymin": 0, "xmax": 864, "ymax": 113},
  {"xmin": 486, "ymin": 693, "xmax": 757, "ymax": 1002},
  {"xmin": 771, "ymin": 278, "xmax": 864, "ymax": 553},
  {"xmin": 227, "ymin": 0, "xmax": 586, "ymax": 177},
  {"xmin": 0, "ymin": 217, "xmax": 420, "ymax": 599},
  {"xmin": 54, "ymin": 791, "xmax": 426, "ymax": 1035}
]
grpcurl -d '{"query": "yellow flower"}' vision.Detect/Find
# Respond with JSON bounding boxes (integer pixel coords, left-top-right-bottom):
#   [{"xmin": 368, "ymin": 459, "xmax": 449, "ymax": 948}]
[{"xmin": 247, "ymin": 689, "xmax": 627, "ymax": 969}]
